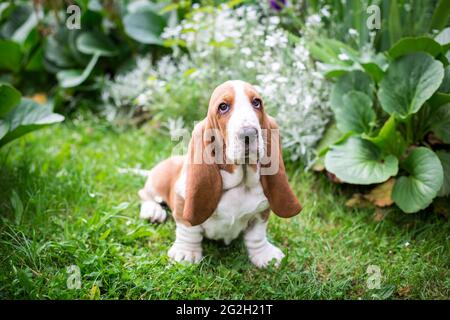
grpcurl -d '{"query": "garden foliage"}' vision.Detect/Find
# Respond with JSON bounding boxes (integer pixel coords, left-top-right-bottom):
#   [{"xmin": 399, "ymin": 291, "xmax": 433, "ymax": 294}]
[
  {"xmin": 313, "ymin": 29, "xmax": 450, "ymax": 213},
  {"xmin": 0, "ymin": 83, "xmax": 64, "ymax": 147}
]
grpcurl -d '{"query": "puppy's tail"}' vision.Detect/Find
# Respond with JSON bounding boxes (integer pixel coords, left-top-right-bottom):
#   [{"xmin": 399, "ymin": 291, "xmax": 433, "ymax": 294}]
[{"xmin": 118, "ymin": 167, "xmax": 151, "ymax": 177}]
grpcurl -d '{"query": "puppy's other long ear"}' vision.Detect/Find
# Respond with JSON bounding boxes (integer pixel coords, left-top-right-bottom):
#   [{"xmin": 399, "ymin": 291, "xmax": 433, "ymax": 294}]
[
  {"xmin": 260, "ymin": 116, "xmax": 302, "ymax": 218},
  {"xmin": 183, "ymin": 120, "xmax": 222, "ymax": 226}
]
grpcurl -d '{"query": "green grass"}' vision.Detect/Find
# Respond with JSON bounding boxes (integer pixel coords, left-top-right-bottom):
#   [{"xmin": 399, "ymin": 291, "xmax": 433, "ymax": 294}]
[{"xmin": 0, "ymin": 115, "xmax": 449, "ymax": 300}]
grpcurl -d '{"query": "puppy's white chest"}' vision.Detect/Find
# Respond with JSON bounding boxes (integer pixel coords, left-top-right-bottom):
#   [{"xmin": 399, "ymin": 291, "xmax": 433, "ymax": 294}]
[{"xmin": 201, "ymin": 166, "xmax": 269, "ymax": 244}]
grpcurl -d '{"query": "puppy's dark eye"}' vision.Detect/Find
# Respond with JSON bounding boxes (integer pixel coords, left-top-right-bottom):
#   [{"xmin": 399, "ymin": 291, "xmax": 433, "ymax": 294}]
[
  {"xmin": 252, "ymin": 98, "xmax": 262, "ymax": 109},
  {"xmin": 218, "ymin": 103, "xmax": 230, "ymax": 114}
]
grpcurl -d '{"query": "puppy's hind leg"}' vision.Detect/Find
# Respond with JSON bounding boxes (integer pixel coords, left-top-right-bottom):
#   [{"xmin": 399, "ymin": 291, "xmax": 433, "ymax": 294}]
[{"xmin": 138, "ymin": 155, "xmax": 185, "ymax": 224}]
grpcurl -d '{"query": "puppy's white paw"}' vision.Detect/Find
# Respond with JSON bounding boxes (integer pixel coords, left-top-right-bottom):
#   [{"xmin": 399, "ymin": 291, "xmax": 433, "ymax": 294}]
[
  {"xmin": 168, "ymin": 244, "xmax": 203, "ymax": 264},
  {"xmin": 249, "ymin": 243, "xmax": 285, "ymax": 268},
  {"xmin": 140, "ymin": 200, "xmax": 167, "ymax": 223}
]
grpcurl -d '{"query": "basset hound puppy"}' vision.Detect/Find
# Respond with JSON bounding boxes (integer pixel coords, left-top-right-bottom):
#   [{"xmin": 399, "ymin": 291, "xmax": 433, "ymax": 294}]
[{"xmin": 139, "ymin": 80, "xmax": 302, "ymax": 268}]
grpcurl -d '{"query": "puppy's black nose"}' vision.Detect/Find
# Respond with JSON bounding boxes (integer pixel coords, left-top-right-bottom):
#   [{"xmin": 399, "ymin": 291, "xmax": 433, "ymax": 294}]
[{"xmin": 238, "ymin": 126, "xmax": 258, "ymax": 142}]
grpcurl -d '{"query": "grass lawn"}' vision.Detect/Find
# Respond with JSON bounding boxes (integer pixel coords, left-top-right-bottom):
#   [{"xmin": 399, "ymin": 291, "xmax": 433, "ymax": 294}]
[{"xmin": 0, "ymin": 115, "xmax": 449, "ymax": 300}]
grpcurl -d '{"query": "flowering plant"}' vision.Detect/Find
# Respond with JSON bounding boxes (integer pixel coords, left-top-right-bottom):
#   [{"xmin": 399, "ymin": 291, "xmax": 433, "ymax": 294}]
[{"xmin": 104, "ymin": 2, "xmax": 332, "ymax": 166}]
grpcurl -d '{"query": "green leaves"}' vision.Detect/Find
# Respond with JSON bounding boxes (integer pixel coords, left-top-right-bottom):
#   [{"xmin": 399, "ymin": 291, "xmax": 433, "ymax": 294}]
[
  {"xmin": 389, "ymin": 37, "xmax": 442, "ymax": 59},
  {"xmin": 325, "ymin": 137, "xmax": 398, "ymax": 185},
  {"xmin": 430, "ymin": 104, "xmax": 450, "ymax": 144},
  {"xmin": 54, "ymin": 31, "xmax": 119, "ymax": 88},
  {"xmin": 335, "ymin": 91, "xmax": 375, "ymax": 134},
  {"xmin": 436, "ymin": 151, "xmax": 450, "ymax": 197},
  {"xmin": 330, "ymin": 71, "xmax": 374, "ymax": 112},
  {"xmin": 0, "ymin": 40, "xmax": 21, "ymax": 72},
  {"xmin": 76, "ymin": 32, "xmax": 119, "ymax": 57},
  {"xmin": 392, "ymin": 148, "xmax": 444, "ymax": 213},
  {"xmin": 123, "ymin": 10, "xmax": 167, "ymax": 45},
  {"xmin": 1, "ymin": 98, "xmax": 65, "ymax": 147},
  {"xmin": 363, "ymin": 116, "xmax": 407, "ymax": 158},
  {"xmin": 0, "ymin": 84, "xmax": 64, "ymax": 147},
  {"xmin": 0, "ymin": 84, "xmax": 21, "ymax": 117},
  {"xmin": 378, "ymin": 52, "xmax": 444, "ymax": 119},
  {"xmin": 56, "ymin": 53, "xmax": 100, "ymax": 88}
]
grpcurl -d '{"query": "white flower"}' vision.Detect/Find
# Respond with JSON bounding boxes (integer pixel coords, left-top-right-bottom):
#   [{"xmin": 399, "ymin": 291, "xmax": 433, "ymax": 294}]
[
  {"xmin": 269, "ymin": 16, "xmax": 280, "ymax": 25},
  {"xmin": 338, "ymin": 53, "xmax": 350, "ymax": 61},
  {"xmin": 349, "ymin": 28, "xmax": 359, "ymax": 37},
  {"xmin": 295, "ymin": 61, "xmax": 306, "ymax": 70},
  {"xmin": 306, "ymin": 14, "xmax": 321, "ymax": 26},
  {"xmin": 136, "ymin": 93, "xmax": 148, "ymax": 105},
  {"xmin": 264, "ymin": 34, "xmax": 278, "ymax": 47},
  {"xmin": 241, "ymin": 47, "xmax": 252, "ymax": 55},
  {"xmin": 271, "ymin": 62, "xmax": 281, "ymax": 72},
  {"xmin": 246, "ymin": 61, "xmax": 255, "ymax": 68},
  {"xmin": 320, "ymin": 7, "xmax": 331, "ymax": 18}
]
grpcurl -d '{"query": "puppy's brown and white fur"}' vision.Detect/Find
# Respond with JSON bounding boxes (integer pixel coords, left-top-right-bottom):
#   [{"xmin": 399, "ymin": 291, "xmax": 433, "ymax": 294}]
[{"xmin": 139, "ymin": 80, "xmax": 302, "ymax": 268}]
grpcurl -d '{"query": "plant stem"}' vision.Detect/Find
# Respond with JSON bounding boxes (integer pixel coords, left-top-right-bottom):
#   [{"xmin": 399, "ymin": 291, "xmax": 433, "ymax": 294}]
[{"xmin": 406, "ymin": 116, "xmax": 413, "ymax": 145}]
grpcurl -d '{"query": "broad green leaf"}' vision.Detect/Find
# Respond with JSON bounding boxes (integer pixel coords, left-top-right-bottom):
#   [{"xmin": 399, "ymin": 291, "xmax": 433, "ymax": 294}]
[
  {"xmin": 430, "ymin": 66, "xmax": 450, "ymax": 107},
  {"xmin": 325, "ymin": 137, "xmax": 398, "ymax": 185},
  {"xmin": 0, "ymin": 120, "xmax": 9, "ymax": 140},
  {"xmin": 392, "ymin": 148, "xmax": 443, "ymax": 213},
  {"xmin": 0, "ymin": 98, "xmax": 64, "ymax": 147},
  {"xmin": 429, "ymin": 103, "xmax": 450, "ymax": 143},
  {"xmin": 0, "ymin": 40, "xmax": 21, "ymax": 72},
  {"xmin": 363, "ymin": 115, "xmax": 406, "ymax": 158},
  {"xmin": 0, "ymin": 5, "xmax": 31, "ymax": 38},
  {"xmin": 123, "ymin": 10, "xmax": 166, "ymax": 45},
  {"xmin": 67, "ymin": 29, "xmax": 91, "ymax": 66},
  {"xmin": 435, "ymin": 27, "xmax": 450, "ymax": 49},
  {"xmin": 313, "ymin": 123, "xmax": 343, "ymax": 171},
  {"xmin": 0, "ymin": 3, "xmax": 10, "ymax": 18},
  {"xmin": 11, "ymin": 9, "xmax": 38, "ymax": 44},
  {"xmin": 321, "ymin": 64, "xmax": 358, "ymax": 79},
  {"xmin": 25, "ymin": 45, "xmax": 44, "ymax": 72},
  {"xmin": 76, "ymin": 32, "xmax": 118, "ymax": 57},
  {"xmin": 330, "ymin": 71, "xmax": 374, "ymax": 112},
  {"xmin": 335, "ymin": 91, "xmax": 375, "ymax": 134},
  {"xmin": 0, "ymin": 84, "xmax": 21, "ymax": 117},
  {"xmin": 56, "ymin": 53, "xmax": 99, "ymax": 88},
  {"xmin": 436, "ymin": 151, "xmax": 450, "ymax": 197},
  {"xmin": 378, "ymin": 52, "xmax": 444, "ymax": 119},
  {"xmin": 45, "ymin": 34, "xmax": 77, "ymax": 69},
  {"xmin": 389, "ymin": 37, "xmax": 442, "ymax": 59},
  {"xmin": 315, "ymin": 123, "xmax": 344, "ymax": 157},
  {"xmin": 359, "ymin": 53, "xmax": 388, "ymax": 83},
  {"xmin": 360, "ymin": 62, "xmax": 384, "ymax": 83},
  {"xmin": 438, "ymin": 65, "xmax": 450, "ymax": 93}
]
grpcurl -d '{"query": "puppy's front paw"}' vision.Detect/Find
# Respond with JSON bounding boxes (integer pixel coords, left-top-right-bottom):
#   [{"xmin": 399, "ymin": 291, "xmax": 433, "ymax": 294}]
[
  {"xmin": 140, "ymin": 200, "xmax": 167, "ymax": 223},
  {"xmin": 168, "ymin": 244, "xmax": 203, "ymax": 264},
  {"xmin": 249, "ymin": 243, "xmax": 285, "ymax": 268}
]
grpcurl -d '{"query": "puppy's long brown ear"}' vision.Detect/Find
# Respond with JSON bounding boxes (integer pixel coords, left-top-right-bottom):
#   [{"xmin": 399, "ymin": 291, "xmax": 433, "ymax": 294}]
[
  {"xmin": 183, "ymin": 120, "xmax": 222, "ymax": 226},
  {"xmin": 260, "ymin": 115, "xmax": 302, "ymax": 218}
]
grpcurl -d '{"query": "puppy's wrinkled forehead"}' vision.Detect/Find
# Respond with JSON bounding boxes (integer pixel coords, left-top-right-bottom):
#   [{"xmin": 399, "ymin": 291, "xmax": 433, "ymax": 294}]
[{"xmin": 208, "ymin": 80, "xmax": 260, "ymax": 112}]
